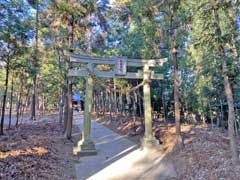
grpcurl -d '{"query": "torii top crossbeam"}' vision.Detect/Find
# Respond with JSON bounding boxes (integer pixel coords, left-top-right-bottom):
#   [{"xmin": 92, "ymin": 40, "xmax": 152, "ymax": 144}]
[{"xmin": 65, "ymin": 51, "xmax": 167, "ymax": 80}]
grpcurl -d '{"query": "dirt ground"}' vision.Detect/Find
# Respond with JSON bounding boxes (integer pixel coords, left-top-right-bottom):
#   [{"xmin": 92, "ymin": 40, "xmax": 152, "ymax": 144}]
[
  {"xmin": 0, "ymin": 114, "xmax": 80, "ymax": 180},
  {"xmin": 96, "ymin": 114, "xmax": 240, "ymax": 180}
]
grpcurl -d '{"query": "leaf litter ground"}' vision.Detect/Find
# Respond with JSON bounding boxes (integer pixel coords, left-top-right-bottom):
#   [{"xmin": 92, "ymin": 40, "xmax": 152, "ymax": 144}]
[{"xmin": 0, "ymin": 114, "xmax": 80, "ymax": 180}]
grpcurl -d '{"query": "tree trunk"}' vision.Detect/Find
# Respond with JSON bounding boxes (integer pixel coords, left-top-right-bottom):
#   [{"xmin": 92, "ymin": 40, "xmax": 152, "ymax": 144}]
[
  {"xmin": 220, "ymin": 98, "xmax": 224, "ymax": 127},
  {"xmin": 110, "ymin": 91, "xmax": 114, "ymax": 120},
  {"xmin": 31, "ymin": 0, "xmax": 39, "ymax": 121},
  {"xmin": 95, "ymin": 92, "xmax": 99, "ymax": 117},
  {"xmin": 0, "ymin": 60, "xmax": 10, "ymax": 135},
  {"xmin": 209, "ymin": 105, "xmax": 214, "ymax": 129},
  {"xmin": 220, "ymin": 45, "xmax": 239, "ymax": 163},
  {"xmin": 102, "ymin": 93, "xmax": 105, "ymax": 115},
  {"xmin": 169, "ymin": 0, "xmax": 183, "ymax": 147},
  {"xmin": 216, "ymin": 98, "xmax": 223, "ymax": 128},
  {"xmin": 16, "ymin": 83, "xmax": 23, "ymax": 127},
  {"xmin": 119, "ymin": 92, "xmax": 123, "ymax": 116},
  {"xmin": 126, "ymin": 92, "xmax": 131, "ymax": 117},
  {"xmin": 137, "ymin": 90, "xmax": 143, "ymax": 117},
  {"xmin": 162, "ymin": 92, "xmax": 167, "ymax": 121},
  {"xmin": 64, "ymin": 14, "xmax": 75, "ymax": 138},
  {"xmin": 8, "ymin": 75, "xmax": 14, "ymax": 129},
  {"xmin": 93, "ymin": 91, "xmax": 96, "ymax": 113},
  {"xmin": 133, "ymin": 92, "xmax": 137, "ymax": 126},
  {"xmin": 235, "ymin": 118, "xmax": 239, "ymax": 138},
  {"xmin": 108, "ymin": 91, "xmax": 113, "ymax": 121},
  {"xmin": 63, "ymin": 84, "xmax": 68, "ymax": 133},
  {"xmin": 20, "ymin": 89, "xmax": 30, "ymax": 124},
  {"xmin": 64, "ymin": 76, "xmax": 73, "ymax": 139},
  {"xmin": 114, "ymin": 79, "xmax": 117, "ymax": 114},
  {"xmin": 31, "ymin": 75, "xmax": 37, "ymax": 120},
  {"xmin": 59, "ymin": 87, "xmax": 65, "ymax": 125}
]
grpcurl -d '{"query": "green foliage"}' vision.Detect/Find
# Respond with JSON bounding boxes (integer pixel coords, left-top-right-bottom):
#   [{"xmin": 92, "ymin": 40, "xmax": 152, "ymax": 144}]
[{"xmin": 0, "ymin": 0, "xmax": 239, "ymax": 125}]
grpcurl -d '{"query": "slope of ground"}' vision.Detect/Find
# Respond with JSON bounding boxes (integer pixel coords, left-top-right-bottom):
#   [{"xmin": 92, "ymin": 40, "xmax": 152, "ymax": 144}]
[
  {"xmin": 0, "ymin": 115, "xmax": 80, "ymax": 180},
  {"xmin": 96, "ymin": 115, "xmax": 240, "ymax": 180}
]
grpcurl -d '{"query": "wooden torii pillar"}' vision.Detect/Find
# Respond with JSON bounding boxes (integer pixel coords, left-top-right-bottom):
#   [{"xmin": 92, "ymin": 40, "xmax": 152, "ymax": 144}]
[{"xmin": 65, "ymin": 52, "xmax": 167, "ymax": 155}]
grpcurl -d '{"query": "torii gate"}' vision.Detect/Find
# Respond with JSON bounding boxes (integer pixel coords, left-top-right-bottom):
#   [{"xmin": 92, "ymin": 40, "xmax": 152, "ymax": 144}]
[{"xmin": 65, "ymin": 52, "xmax": 167, "ymax": 155}]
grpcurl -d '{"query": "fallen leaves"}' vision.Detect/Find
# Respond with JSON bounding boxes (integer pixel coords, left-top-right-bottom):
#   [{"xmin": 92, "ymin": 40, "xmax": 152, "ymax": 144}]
[
  {"xmin": 173, "ymin": 127, "xmax": 240, "ymax": 180},
  {"xmin": 0, "ymin": 115, "xmax": 80, "ymax": 180}
]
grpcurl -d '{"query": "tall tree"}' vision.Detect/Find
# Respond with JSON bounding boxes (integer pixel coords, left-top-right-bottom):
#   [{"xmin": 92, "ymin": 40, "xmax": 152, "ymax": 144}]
[
  {"xmin": 168, "ymin": 0, "xmax": 183, "ymax": 147},
  {"xmin": 211, "ymin": 0, "xmax": 239, "ymax": 164},
  {"xmin": 0, "ymin": 51, "xmax": 10, "ymax": 135},
  {"xmin": 27, "ymin": 0, "xmax": 39, "ymax": 121},
  {"xmin": 45, "ymin": 0, "xmax": 95, "ymax": 138},
  {"xmin": 8, "ymin": 75, "xmax": 14, "ymax": 129}
]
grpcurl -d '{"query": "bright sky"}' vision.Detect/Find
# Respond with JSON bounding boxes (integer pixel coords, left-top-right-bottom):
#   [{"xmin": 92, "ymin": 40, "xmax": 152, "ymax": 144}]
[{"xmin": 110, "ymin": 0, "xmax": 115, "ymax": 4}]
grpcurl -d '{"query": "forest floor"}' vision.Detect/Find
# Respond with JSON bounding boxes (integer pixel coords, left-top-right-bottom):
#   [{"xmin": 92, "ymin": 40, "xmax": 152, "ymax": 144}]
[
  {"xmin": 0, "ymin": 113, "xmax": 80, "ymax": 180},
  {"xmin": 96, "ymin": 114, "xmax": 240, "ymax": 180},
  {"xmin": 1, "ymin": 112, "xmax": 240, "ymax": 180}
]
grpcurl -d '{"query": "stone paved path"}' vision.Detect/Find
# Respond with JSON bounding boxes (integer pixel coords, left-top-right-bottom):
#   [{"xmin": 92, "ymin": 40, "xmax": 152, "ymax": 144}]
[{"xmin": 74, "ymin": 113, "xmax": 177, "ymax": 180}]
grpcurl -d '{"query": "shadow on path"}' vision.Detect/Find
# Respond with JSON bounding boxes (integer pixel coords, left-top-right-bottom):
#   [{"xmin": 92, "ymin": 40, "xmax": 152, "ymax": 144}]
[{"xmin": 74, "ymin": 113, "xmax": 176, "ymax": 180}]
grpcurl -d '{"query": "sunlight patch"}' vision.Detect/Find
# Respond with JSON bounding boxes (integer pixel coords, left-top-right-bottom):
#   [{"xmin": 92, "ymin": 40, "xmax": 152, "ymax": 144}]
[{"xmin": 0, "ymin": 147, "xmax": 48, "ymax": 159}]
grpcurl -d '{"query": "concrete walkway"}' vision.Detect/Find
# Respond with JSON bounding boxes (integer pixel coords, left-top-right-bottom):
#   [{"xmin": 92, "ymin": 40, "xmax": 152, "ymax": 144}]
[{"xmin": 74, "ymin": 113, "xmax": 177, "ymax": 180}]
